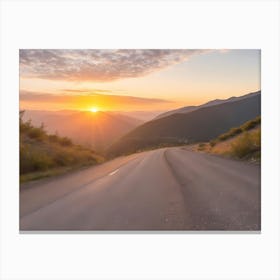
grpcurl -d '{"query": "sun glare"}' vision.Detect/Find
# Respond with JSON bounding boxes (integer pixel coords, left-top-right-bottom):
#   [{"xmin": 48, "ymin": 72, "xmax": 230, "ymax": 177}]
[{"xmin": 90, "ymin": 107, "xmax": 99, "ymax": 113}]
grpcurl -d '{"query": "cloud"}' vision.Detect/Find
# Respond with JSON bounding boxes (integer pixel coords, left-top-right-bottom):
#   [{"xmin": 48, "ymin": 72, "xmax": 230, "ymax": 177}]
[
  {"xmin": 62, "ymin": 88, "xmax": 113, "ymax": 94},
  {"xmin": 20, "ymin": 90, "xmax": 174, "ymax": 111},
  {"xmin": 20, "ymin": 49, "xmax": 209, "ymax": 82}
]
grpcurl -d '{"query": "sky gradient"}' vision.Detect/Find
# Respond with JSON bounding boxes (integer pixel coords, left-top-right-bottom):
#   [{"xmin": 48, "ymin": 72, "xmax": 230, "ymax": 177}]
[{"xmin": 20, "ymin": 49, "xmax": 260, "ymax": 112}]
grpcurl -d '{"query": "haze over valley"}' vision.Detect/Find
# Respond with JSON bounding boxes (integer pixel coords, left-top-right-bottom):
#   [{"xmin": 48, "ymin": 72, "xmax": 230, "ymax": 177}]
[{"xmin": 22, "ymin": 110, "xmax": 144, "ymax": 151}]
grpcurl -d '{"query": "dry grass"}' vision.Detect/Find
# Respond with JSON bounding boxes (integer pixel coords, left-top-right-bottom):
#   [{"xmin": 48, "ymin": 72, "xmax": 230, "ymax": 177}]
[
  {"xmin": 229, "ymin": 129, "xmax": 260, "ymax": 159},
  {"xmin": 193, "ymin": 126, "xmax": 260, "ymax": 162},
  {"xmin": 20, "ymin": 111, "xmax": 104, "ymax": 182}
]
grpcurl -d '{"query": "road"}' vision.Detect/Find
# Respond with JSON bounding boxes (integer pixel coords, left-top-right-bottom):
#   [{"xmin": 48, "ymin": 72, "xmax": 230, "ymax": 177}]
[{"xmin": 20, "ymin": 147, "xmax": 261, "ymax": 231}]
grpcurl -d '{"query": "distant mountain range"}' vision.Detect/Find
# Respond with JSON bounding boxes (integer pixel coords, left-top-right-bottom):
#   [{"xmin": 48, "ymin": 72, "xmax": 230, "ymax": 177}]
[
  {"xmin": 107, "ymin": 91, "xmax": 261, "ymax": 157},
  {"xmin": 154, "ymin": 91, "xmax": 260, "ymax": 120},
  {"xmin": 110, "ymin": 110, "xmax": 165, "ymax": 121},
  {"xmin": 22, "ymin": 110, "xmax": 143, "ymax": 152}
]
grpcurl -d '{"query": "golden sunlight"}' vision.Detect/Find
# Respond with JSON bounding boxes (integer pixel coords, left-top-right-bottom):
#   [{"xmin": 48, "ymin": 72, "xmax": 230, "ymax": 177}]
[{"xmin": 90, "ymin": 107, "xmax": 99, "ymax": 113}]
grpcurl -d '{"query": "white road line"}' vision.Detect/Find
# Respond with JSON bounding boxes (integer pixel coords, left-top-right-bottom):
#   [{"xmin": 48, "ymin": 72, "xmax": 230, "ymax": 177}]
[{"xmin": 109, "ymin": 169, "xmax": 119, "ymax": 176}]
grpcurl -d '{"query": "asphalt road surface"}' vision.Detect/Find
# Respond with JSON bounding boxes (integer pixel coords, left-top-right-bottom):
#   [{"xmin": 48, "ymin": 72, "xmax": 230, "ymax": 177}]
[{"xmin": 20, "ymin": 148, "xmax": 261, "ymax": 231}]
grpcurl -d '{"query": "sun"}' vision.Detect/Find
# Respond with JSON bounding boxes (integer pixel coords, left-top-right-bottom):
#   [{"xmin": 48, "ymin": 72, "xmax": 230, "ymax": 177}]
[{"xmin": 90, "ymin": 107, "xmax": 99, "ymax": 113}]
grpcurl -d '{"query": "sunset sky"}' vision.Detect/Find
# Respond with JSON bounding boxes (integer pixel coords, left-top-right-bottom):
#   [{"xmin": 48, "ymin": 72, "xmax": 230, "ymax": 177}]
[{"xmin": 20, "ymin": 49, "xmax": 260, "ymax": 112}]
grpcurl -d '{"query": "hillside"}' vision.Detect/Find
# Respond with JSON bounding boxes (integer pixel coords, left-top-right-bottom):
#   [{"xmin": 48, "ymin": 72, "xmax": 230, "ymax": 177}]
[
  {"xmin": 22, "ymin": 110, "xmax": 143, "ymax": 152},
  {"xmin": 154, "ymin": 91, "xmax": 260, "ymax": 120},
  {"xmin": 193, "ymin": 116, "xmax": 261, "ymax": 161},
  {"xmin": 20, "ymin": 112, "xmax": 104, "ymax": 182},
  {"xmin": 107, "ymin": 92, "xmax": 261, "ymax": 157}
]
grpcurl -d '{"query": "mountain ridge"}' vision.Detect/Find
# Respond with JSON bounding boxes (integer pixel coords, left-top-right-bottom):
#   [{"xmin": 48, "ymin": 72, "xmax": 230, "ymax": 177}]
[
  {"xmin": 154, "ymin": 90, "xmax": 260, "ymax": 120},
  {"xmin": 107, "ymin": 91, "xmax": 261, "ymax": 157}
]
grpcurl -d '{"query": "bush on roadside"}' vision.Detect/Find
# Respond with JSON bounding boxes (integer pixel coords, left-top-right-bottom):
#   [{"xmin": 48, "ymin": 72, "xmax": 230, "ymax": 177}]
[
  {"xmin": 19, "ymin": 111, "xmax": 103, "ymax": 177},
  {"xmin": 218, "ymin": 127, "xmax": 243, "ymax": 141},
  {"xmin": 229, "ymin": 127, "xmax": 243, "ymax": 136},
  {"xmin": 212, "ymin": 116, "xmax": 261, "ymax": 144},
  {"xmin": 27, "ymin": 126, "xmax": 46, "ymax": 141},
  {"xmin": 59, "ymin": 137, "xmax": 73, "ymax": 146},
  {"xmin": 230, "ymin": 129, "xmax": 260, "ymax": 159},
  {"xmin": 20, "ymin": 119, "xmax": 32, "ymax": 134},
  {"xmin": 198, "ymin": 143, "xmax": 206, "ymax": 151},
  {"xmin": 240, "ymin": 116, "xmax": 261, "ymax": 131},
  {"xmin": 48, "ymin": 134, "xmax": 59, "ymax": 143},
  {"xmin": 210, "ymin": 140, "xmax": 217, "ymax": 147},
  {"xmin": 20, "ymin": 145, "xmax": 55, "ymax": 173}
]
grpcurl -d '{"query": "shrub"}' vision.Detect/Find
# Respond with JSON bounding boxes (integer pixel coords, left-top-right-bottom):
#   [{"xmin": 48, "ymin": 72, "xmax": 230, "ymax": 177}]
[
  {"xmin": 230, "ymin": 129, "xmax": 260, "ymax": 159},
  {"xmin": 20, "ymin": 145, "xmax": 55, "ymax": 173},
  {"xmin": 27, "ymin": 127, "xmax": 46, "ymax": 141},
  {"xmin": 217, "ymin": 127, "xmax": 243, "ymax": 142},
  {"xmin": 32, "ymin": 154, "xmax": 54, "ymax": 171},
  {"xmin": 198, "ymin": 143, "xmax": 206, "ymax": 151},
  {"xmin": 229, "ymin": 127, "xmax": 243, "ymax": 136},
  {"xmin": 210, "ymin": 140, "xmax": 217, "ymax": 147},
  {"xmin": 19, "ymin": 112, "xmax": 102, "ymax": 178},
  {"xmin": 214, "ymin": 116, "xmax": 261, "ymax": 144},
  {"xmin": 48, "ymin": 134, "xmax": 59, "ymax": 143},
  {"xmin": 218, "ymin": 134, "xmax": 229, "ymax": 141},
  {"xmin": 241, "ymin": 116, "xmax": 261, "ymax": 131},
  {"xmin": 20, "ymin": 119, "xmax": 32, "ymax": 133},
  {"xmin": 53, "ymin": 152, "xmax": 74, "ymax": 166},
  {"xmin": 59, "ymin": 137, "xmax": 73, "ymax": 146}
]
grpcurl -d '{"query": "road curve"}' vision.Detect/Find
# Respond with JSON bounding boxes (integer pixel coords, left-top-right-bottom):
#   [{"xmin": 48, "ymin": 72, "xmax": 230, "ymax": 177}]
[{"xmin": 20, "ymin": 147, "xmax": 260, "ymax": 231}]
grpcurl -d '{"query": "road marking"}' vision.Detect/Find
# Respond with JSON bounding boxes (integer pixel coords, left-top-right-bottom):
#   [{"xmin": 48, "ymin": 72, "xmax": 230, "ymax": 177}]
[{"xmin": 109, "ymin": 169, "xmax": 119, "ymax": 176}]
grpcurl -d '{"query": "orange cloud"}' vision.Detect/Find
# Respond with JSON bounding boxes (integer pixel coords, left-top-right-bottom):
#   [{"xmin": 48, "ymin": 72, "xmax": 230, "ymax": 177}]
[{"xmin": 20, "ymin": 90, "xmax": 175, "ymax": 111}]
